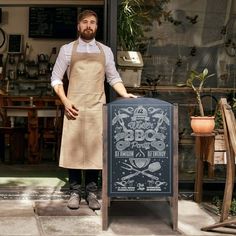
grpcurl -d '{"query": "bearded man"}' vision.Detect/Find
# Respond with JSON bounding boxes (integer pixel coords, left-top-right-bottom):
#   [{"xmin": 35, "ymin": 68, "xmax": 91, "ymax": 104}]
[{"xmin": 51, "ymin": 10, "xmax": 137, "ymax": 210}]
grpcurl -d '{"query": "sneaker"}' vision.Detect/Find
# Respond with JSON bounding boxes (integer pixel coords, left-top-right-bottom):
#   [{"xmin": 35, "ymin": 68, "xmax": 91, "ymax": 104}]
[
  {"xmin": 67, "ymin": 192, "xmax": 81, "ymax": 209},
  {"xmin": 86, "ymin": 192, "xmax": 101, "ymax": 210}
]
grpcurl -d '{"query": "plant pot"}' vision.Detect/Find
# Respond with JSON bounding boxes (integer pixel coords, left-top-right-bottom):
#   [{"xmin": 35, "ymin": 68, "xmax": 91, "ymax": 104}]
[{"xmin": 190, "ymin": 116, "xmax": 215, "ymax": 134}]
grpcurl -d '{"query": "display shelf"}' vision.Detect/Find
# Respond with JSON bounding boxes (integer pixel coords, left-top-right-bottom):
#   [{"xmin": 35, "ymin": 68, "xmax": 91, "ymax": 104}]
[{"xmin": 127, "ymin": 85, "xmax": 236, "ymax": 94}]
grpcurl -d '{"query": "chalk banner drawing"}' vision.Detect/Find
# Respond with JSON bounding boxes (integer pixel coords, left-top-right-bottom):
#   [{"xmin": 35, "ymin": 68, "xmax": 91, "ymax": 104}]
[{"xmin": 108, "ymin": 98, "xmax": 173, "ymax": 196}]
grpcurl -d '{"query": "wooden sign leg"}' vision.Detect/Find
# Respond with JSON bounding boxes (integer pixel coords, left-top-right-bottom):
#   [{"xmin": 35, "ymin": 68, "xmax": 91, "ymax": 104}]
[
  {"xmin": 172, "ymin": 104, "xmax": 178, "ymax": 231},
  {"xmin": 102, "ymin": 176, "xmax": 108, "ymax": 230},
  {"xmin": 102, "ymin": 106, "xmax": 109, "ymax": 230}
]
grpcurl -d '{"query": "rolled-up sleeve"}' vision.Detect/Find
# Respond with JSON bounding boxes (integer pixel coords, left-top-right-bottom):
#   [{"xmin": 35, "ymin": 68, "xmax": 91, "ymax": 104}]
[
  {"xmin": 50, "ymin": 45, "xmax": 70, "ymax": 88},
  {"xmin": 104, "ymin": 47, "xmax": 123, "ymax": 86}
]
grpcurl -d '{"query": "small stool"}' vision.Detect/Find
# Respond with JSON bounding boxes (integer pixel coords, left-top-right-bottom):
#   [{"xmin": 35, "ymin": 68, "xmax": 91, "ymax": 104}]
[{"xmin": 0, "ymin": 127, "xmax": 26, "ymax": 164}]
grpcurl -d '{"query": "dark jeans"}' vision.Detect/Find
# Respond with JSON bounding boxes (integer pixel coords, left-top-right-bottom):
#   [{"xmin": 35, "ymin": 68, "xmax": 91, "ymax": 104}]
[{"xmin": 68, "ymin": 169, "xmax": 99, "ymax": 195}]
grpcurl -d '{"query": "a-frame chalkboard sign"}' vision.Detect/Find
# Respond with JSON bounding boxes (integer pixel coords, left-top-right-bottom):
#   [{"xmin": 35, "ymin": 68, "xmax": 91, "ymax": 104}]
[{"xmin": 102, "ymin": 97, "xmax": 178, "ymax": 231}]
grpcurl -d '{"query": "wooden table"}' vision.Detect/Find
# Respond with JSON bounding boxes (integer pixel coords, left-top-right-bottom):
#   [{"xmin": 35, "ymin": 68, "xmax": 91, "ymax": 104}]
[
  {"xmin": 2, "ymin": 105, "xmax": 61, "ymax": 164},
  {"xmin": 192, "ymin": 133, "xmax": 215, "ymax": 203}
]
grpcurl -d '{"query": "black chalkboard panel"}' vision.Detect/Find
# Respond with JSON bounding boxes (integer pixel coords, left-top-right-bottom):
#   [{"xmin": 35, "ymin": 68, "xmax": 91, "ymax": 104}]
[
  {"xmin": 108, "ymin": 98, "xmax": 173, "ymax": 197},
  {"xmin": 28, "ymin": 7, "xmax": 77, "ymax": 39}
]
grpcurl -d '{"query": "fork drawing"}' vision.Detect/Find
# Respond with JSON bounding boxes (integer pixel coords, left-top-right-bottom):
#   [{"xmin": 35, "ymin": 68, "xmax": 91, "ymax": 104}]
[{"xmin": 121, "ymin": 163, "xmax": 159, "ymax": 181}]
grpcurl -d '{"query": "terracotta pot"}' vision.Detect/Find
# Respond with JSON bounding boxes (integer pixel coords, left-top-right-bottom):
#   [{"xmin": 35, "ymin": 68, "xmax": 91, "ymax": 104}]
[{"xmin": 190, "ymin": 116, "xmax": 215, "ymax": 134}]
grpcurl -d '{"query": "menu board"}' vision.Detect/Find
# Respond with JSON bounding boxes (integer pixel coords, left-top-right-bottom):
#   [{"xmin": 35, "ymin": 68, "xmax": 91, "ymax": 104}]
[
  {"xmin": 29, "ymin": 7, "xmax": 77, "ymax": 39},
  {"xmin": 107, "ymin": 98, "xmax": 173, "ymax": 197}
]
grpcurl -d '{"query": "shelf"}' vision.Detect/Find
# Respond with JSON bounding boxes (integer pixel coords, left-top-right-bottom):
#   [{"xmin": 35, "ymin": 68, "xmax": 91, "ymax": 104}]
[
  {"xmin": 127, "ymin": 86, "xmax": 236, "ymax": 94},
  {"xmin": 10, "ymin": 79, "xmax": 50, "ymax": 83},
  {"xmin": 0, "ymin": 95, "xmax": 58, "ymax": 104}
]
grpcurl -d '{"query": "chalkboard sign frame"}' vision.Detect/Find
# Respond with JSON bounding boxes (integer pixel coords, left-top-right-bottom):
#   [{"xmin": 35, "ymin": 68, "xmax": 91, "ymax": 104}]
[
  {"xmin": 28, "ymin": 7, "xmax": 78, "ymax": 39},
  {"xmin": 102, "ymin": 98, "xmax": 179, "ymax": 231},
  {"xmin": 107, "ymin": 98, "xmax": 174, "ymax": 197}
]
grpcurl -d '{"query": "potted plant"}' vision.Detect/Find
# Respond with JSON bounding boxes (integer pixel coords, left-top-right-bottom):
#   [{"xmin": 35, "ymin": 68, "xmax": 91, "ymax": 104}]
[
  {"xmin": 186, "ymin": 68, "xmax": 215, "ymax": 134},
  {"xmin": 117, "ymin": 0, "xmax": 171, "ymax": 51},
  {"xmin": 117, "ymin": 0, "xmax": 170, "ymax": 87},
  {"xmin": 116, "ymin": 0, "xmax": 145, "ymax": 87}
]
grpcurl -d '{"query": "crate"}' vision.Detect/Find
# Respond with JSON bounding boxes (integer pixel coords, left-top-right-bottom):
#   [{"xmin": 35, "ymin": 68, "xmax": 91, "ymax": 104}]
[
  {"xmin": 214, "ymin": 134, "xmax": 226, "ymax": 151},
  {"xmin": 117, "ymin": 51, "xmax": 143, "ymax": 87}
]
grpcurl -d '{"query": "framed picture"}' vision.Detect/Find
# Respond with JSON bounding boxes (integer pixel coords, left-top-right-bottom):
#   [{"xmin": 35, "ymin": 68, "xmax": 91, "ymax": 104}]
[{"xmin": 7, "ymin": 34, "xmax": 23, "ymax": 54}]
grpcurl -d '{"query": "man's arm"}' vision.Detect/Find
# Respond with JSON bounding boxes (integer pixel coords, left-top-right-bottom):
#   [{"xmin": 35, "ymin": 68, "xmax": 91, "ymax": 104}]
[
  {"xmin": 102, "ymin": 46, "xmax": 137, "ymax": 99},
  {"xmin": 53, "ymin": 84, "xmax": 79, "ymax": 120},
  {"xmin": 112, "ymin": 82, "xmax": 137, "ymax": 98},
  {"xmin": 51, "ymin": 44, "xmax": 78, "ymax": 120}
]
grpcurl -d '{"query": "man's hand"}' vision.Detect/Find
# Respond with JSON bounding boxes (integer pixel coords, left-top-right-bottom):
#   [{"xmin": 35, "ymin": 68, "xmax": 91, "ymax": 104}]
[
  {"xmin": 53, "ymin": 84, "xmax": 79, "ymax": 120},
  {"xmin": 64, "ymin": 99, "xmax": 79, "ymax": 120},
  {"xmin": 122, "ymin": 93, "xmax": 138, "ymax": 98}
]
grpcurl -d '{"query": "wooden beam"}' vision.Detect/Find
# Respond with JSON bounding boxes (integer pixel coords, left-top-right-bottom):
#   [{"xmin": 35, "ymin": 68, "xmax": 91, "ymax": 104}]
[{"xmin": 0, "ymin": 0, "xmax": 104, "ymax": 6}]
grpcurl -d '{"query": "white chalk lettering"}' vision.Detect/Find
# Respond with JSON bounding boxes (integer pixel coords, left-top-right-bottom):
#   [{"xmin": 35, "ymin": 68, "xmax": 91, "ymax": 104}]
[
  {"xmin": 147, "ymin": 151, "xmax": 166, "ymax": 157},
  {"xmin": 131, "ymin": 141, "xmax": 151, "ymax": 149},
  {"xmin": 124, "ymin": 129, "xmax": 162, "ymax": 142},
  {"xmin": 128, "ymin": 121, "xmax": 153, "ymax": 129},
  {"xmin": 115, "ymin": 151, "xmax": 134, "ymax": 157}
]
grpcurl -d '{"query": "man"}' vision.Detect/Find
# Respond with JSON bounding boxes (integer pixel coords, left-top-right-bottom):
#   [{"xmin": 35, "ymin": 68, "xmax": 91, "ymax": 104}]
[{"xmin": 51, "ymin": 10, "xmax": 137, "ymax": 210}]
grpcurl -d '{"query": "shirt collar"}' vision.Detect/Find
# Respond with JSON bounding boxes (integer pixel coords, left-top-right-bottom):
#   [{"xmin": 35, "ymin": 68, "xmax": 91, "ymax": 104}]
[{"xmin": 78, "ymin": 37, "xmax": 96, "ymax": 46}]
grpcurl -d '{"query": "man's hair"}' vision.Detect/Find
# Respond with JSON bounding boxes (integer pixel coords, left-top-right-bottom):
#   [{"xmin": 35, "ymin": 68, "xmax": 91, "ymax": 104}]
[{"xmin": 78, "ymin": 10, "xmax": 98, "ymax": 23}]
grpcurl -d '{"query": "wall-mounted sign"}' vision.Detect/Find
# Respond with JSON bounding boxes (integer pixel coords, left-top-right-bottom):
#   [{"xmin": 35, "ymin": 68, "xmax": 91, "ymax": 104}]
[
  {"xmin": 28, "ymin": 7, "xmax": 77, "ymax": 39},
  {"xmin": 107, "ymin": 98, "xmax": 173, "ymax": 197}
]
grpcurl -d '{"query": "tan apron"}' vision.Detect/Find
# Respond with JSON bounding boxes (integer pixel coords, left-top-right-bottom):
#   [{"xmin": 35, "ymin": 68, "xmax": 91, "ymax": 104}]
[{"xmin": 59, "ymin": 40, "xmax": 105, "ymax": 169}]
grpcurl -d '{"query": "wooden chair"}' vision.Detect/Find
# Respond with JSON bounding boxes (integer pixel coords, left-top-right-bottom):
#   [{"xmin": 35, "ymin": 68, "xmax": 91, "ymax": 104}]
[
  {"xmin": 201, "ymin": 98, "xmax": 236, "ymax": 233},
  {"xmin": 0, "ymin": 126, "xmax": 26, "ymax": 164},
  {"xmin": 39, "ymin": 99, "xmax": 63, "ymax": 161},
  {"xmin": 0, "ymin": 97, "xmax": 27, "ymax": 164}
]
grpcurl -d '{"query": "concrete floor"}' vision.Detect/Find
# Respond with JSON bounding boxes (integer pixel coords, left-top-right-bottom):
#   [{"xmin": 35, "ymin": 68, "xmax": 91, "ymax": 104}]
[
  {"xmin": 0, "ymin": 162, "xmax": 234, "ymax": 235},
  {"xmin": 0, "ymin": 198, "xmax": 235, "ymax": 236}
]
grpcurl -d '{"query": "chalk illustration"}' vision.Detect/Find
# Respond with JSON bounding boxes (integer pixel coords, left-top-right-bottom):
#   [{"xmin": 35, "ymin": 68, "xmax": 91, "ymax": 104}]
[{"xmin": 110, "ymin": 103, "xmax": 171, "ymax": 194}]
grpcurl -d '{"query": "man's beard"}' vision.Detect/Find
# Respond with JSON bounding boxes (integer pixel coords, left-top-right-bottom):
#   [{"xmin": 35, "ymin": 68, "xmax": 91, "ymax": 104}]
[{"xmin": 80, "ymin": 28, "xmax": 96, "ymax": 40}]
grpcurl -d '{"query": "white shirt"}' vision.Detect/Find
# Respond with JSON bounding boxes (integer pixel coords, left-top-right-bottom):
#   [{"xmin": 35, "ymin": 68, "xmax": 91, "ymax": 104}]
[{"xmin": 50, "ymin": 38, "xmax": 122, "ymax": 87}]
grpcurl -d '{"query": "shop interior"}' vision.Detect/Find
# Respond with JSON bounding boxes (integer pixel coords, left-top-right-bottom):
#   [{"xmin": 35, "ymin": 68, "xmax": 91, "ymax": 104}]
[{"xmin": 0, "ymin": 0, "xmax": 236, "ymax": 201}]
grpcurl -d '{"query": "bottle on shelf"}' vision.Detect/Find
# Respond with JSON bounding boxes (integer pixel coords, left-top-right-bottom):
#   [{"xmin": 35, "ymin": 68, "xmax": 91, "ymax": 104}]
[{"xmin": 17, "ymin": 54, "xmax": 25, "ymax": 77}]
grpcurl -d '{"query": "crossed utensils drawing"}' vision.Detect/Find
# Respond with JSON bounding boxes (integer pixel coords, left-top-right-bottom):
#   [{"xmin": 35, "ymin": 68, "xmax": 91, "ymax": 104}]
[{"xmin": 116, "ymin": 161, "xmax": 167, "ymax": 188}]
